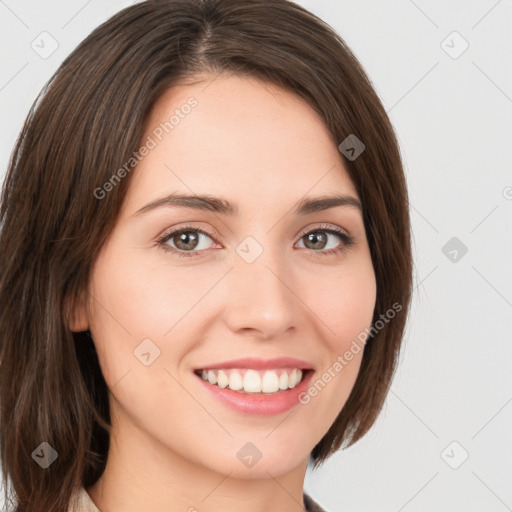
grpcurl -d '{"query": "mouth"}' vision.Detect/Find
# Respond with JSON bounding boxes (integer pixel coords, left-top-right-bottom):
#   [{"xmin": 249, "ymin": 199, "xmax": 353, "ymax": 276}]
[
  {"xmin": 192, "ymin": 357, "xmax": 315, "ymax": 416},
  {"xmin": 193, "ymin": 367, "xmax": 312, "ymax": 395}
]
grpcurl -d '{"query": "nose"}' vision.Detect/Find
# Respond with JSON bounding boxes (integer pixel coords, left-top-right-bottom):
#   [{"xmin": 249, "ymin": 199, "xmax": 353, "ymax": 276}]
[{"xmin": 222, "ymin": 246, "xmax": 300, "ymax": 340}]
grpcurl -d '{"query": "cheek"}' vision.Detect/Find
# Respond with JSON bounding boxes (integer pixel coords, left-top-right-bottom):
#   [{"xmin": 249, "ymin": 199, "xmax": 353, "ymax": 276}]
[
  {"xmin": 296, "ymin": 262, "xmax": 375, "ymax": 433},
  {"xmin": 87, "ymin": 245, "xmax": 228, "ymax": 383},
  {"xmin": 298, "ymin": 255, "xmax": 375, "ymax": 410},
  {"xmin": 89, "ymin": 246, "xmax": 212, "ymax": 338},
  {"xmin": 313, "ymin": 257, "xmax": 377, "ymax": 351}
]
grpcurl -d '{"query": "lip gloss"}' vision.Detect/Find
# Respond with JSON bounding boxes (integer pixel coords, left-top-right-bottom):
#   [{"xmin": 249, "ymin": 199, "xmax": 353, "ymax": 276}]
[{"xmin": 194, "ymin": 369, "xmax": 314, "ymax": 416}]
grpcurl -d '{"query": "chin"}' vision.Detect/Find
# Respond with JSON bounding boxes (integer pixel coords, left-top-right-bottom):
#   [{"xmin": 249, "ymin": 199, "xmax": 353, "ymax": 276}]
[{"xmin": 200, "ymin": 438, "xmax": 311, "ymax": 479}]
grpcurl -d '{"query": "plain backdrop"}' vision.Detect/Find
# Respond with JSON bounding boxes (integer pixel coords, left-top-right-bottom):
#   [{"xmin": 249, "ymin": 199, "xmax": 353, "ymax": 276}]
[{"xmin": 1, "ymin": 1, "xmax": 511, "ymax": 511}]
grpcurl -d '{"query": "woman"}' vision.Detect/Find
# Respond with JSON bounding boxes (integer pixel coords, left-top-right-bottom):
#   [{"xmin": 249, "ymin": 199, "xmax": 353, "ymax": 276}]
[{"xmin": 0, "ymin": 1, "xmax": 413, "ymax": 511}]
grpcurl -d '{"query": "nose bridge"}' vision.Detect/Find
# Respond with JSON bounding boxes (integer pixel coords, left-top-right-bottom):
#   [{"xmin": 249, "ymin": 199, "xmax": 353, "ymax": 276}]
[{"xmin": 223, "ymin": 235, "xmax": 299, "ymax": 338}]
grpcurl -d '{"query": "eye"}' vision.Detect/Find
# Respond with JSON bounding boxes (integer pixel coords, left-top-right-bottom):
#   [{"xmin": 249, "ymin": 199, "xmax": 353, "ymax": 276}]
[
  {"xmin": 295, "ymin": 224, "xmax": 354, "ymax": 256},
  {"xmin": 156, "ymin": 223, "xmax": 354, "ymax": 258},
  {"xmin": 156, "ymin": 225, "xmax": 218, "ymax": 257}
]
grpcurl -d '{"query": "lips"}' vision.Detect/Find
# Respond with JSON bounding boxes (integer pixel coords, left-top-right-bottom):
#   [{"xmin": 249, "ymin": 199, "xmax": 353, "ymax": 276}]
[
  {"xmin": 196, "ymin": 356, "xmax": 314, "ymax": 371},
  {"xmin": 193, "ymin": 356, "xmax": 315, "ymax": 415}
]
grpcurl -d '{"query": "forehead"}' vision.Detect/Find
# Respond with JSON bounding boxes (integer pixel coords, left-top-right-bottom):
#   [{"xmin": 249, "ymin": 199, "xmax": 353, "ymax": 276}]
[{"xmin": 125, "ymin": 73, "xmax": 358, "ymax": 213}]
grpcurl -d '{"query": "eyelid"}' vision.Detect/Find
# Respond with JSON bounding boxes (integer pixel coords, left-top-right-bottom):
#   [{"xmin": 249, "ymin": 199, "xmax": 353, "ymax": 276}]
[
  {"xmin": 295, "ymin": 222, "xmax": 350, "ymax": 239},
  {"xmin": 158, "ymin": 222, "xmax": 350, "ymax": 242}
]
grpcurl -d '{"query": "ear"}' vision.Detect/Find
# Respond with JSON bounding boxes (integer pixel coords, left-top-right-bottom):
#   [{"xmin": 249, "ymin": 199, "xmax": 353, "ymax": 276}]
[{"xmin": 65, "ymin": 292, "xmax": 90, "ymax": 332}]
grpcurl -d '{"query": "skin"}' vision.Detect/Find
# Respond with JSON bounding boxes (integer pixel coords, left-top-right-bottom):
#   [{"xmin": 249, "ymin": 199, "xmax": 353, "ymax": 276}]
[{"xmin": 71, "ymin": 73, "xmax": 377, "ymax": 512}]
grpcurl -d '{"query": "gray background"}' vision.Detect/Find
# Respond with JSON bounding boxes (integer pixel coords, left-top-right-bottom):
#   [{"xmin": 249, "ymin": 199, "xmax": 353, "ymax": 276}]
[{"xmin": 1, "ymin": 1, "xmax": 511, "ymax": 511}]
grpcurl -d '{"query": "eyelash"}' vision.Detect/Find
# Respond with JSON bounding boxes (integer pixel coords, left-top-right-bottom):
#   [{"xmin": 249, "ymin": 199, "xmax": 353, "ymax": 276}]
[{"xmin": 155, "ymin": 223, "xmax": 355, "ymax": 258}]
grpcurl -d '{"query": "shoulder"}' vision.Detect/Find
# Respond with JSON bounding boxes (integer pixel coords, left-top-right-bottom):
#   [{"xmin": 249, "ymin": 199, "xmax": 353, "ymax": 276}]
[
  {"xmin": 68, "ymin": 487, "xmax": 101, "ymax": 512},
  {"xmin": 303, "ymin": 492, "xmax": 328, "ymax": 512}
]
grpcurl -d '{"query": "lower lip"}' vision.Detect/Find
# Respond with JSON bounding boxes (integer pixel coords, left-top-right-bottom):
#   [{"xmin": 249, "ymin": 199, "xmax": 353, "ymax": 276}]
[{"xmin": 194, "ymin": 370, "xmax": 314, "ymax": 416}]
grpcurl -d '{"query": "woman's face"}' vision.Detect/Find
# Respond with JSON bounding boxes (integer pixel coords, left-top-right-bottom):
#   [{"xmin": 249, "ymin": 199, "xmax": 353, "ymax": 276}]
[{"xmin": 76, "ymin": 73, "xmax": 376, "ymax": 479}]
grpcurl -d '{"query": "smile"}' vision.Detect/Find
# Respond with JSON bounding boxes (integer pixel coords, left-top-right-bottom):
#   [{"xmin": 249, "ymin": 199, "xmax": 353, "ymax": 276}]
[
  {"xmin": 195, "ymin": 367, "xmax": 305, "ymax": 394},
  {"xmin": 193, "ymin": 356, "xmax": 315, "ymax": 415}
]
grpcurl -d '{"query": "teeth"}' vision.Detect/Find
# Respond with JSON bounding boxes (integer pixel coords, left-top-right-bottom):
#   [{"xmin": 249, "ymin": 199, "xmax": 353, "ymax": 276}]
[
  {"xmin": 243, "ymin": 369, "xmax": 261, "ymax": 392},
  {"xmin": 198, "ymin": 368, "xmax": 304, "ymax": 394},
  {"xmin": 207, "ymin": 370, "xmax": 217, "ymax": 385},
  {"xmin": 217, "ymin": 370, "xmax": 229, "ymax": 388},
  {"xmin": 261, "ymin": 370, "xmax": 279, "ymax": 393},
  {"xmin": 288, "ymin": 368, "xmax": 298, "ymax": 388},
  {"xmin": 278, "ymin": 372, "xmax": 288, "ymax": 390},
  {"xmin": 229, "ymin": 372, "xmax": 243, "ymax": 391}
]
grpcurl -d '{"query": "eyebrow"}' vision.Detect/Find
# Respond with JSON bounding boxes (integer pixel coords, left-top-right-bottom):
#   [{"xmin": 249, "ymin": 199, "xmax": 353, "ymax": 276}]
[{"xmin": 132, "ymin": 192, "xmax": 362, "ymax": 217}]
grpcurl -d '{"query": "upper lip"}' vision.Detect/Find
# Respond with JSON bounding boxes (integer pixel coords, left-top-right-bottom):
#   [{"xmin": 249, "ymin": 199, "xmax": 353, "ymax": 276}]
[{"xmin": 196, "ymin": 357, "xmax": 314, "ymax": 371}]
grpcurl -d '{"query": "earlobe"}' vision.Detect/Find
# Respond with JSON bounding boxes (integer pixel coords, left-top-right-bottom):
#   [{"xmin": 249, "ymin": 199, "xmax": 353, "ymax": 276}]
[
  {"xmin": 65, "ymin": 293, "xmax": 90, "ymax": 332},
  {"xmin": 69, "ymin": 309, "xmax": 89, "ymax": 332}
]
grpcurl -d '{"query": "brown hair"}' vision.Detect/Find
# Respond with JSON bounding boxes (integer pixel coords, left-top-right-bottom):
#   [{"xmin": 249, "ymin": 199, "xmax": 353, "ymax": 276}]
[{"xmin": 0, "ymin": 0, "xmax": 412, "ymax": 510}]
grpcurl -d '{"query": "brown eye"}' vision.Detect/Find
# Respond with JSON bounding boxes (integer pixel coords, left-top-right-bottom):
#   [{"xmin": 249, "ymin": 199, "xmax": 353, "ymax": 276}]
[
  {"xmin": 172, "ymin": 230, "xmax": 201, "ymax": 251},
  {"xmin": 302, "ymin": 231, "xmax": 329, "ymax": 250},
  {"xmin": 157, "ymin": 227, "xmax": 217, "ymax": 256},
  {"xmin": 296, "ymin": 227, "xmax": 353, "ymax": 254}
]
